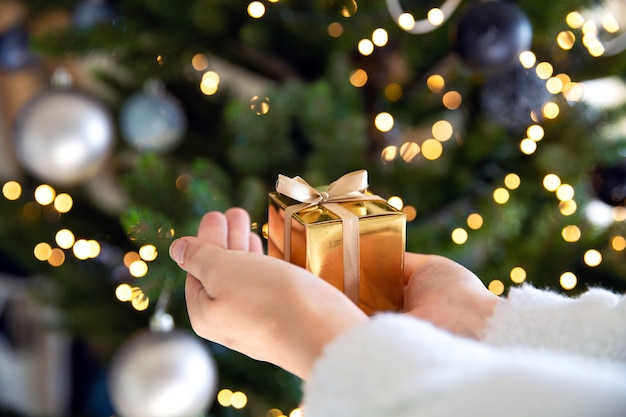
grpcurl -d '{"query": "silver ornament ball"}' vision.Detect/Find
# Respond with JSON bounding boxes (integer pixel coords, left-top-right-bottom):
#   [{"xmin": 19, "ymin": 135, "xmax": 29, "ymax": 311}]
[
  {"xmin": 119, "ymin": 81, "xmax": 187, "ymax": 153},
  {"xmin": 108, "ymin": 329, "xmax": 217, "ymax": 417},
  {"xmin": 13, "ymin": 89, "xmax": 115, "ymax": 186}
]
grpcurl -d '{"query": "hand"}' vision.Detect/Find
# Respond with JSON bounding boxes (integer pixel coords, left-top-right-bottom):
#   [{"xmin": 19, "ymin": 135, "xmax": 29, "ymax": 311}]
[
  {"xmin": 402, "ymin": 253, "xmax": 500, "ymax": 339},
  {"xmin": 169, "ymin": 208, "xmax": 367, "ymax": 379}
]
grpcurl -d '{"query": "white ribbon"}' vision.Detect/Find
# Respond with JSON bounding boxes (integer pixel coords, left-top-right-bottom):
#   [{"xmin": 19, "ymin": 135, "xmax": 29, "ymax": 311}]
[{"xmin": 275, "ymin": 170, "xmax": 384, "ymax": 304}]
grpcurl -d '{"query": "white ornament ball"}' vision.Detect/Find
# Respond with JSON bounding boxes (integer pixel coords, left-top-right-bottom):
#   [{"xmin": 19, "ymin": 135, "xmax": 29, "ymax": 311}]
[
  {"xmin": 108, "ymin": 329, "xmax": 217, "ymax": 417},
  {"xmin": 13, "ymin": 89, "xmax": 115, "ymax": 187},
  {"xmin": 119, "ymin": 81, "xmax": 187, "ymax": 153}
]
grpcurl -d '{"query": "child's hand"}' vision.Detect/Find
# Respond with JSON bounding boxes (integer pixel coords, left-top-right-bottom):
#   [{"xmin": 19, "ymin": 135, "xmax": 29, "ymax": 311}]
[
  {"xmin": 402, "ymin": 253, "xmax": 500, "ymax": 339},
  {"xmin": 169, "ymin": 208, "xmax": 367, "ymax": 379}
]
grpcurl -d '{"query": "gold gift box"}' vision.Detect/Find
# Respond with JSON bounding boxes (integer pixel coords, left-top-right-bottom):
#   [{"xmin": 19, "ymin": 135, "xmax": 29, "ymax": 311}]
[{"xmin": 268, "ymin": 192, "xmax": 405, "ymax": 315}]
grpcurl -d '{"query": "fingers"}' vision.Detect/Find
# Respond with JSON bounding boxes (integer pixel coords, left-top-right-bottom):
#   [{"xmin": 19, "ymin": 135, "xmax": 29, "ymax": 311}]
[
  {"xmin": 197, "ymin": 211, "xmax": 228, "ymax": 248},
  {"xmin": 225, "ymin": 208, "xmax": 251, "ymax": 251}
]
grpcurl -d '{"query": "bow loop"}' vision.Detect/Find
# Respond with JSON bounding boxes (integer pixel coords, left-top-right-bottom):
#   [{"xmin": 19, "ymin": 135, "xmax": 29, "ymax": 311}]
[{"xmin": 276, "ymin": 170, "xmax": 370, "ymax": 204}]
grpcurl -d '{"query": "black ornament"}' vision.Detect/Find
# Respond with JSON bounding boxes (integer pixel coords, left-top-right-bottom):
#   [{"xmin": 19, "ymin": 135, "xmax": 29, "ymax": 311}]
[
  {"xmin": 480, "ymin": 65, "xmax": 549, "ymax": 133},
  {"xmin": 453, "ymin": 0, "xmax": 532, "ymax": 73},
  {"xmin": 592, "ymin": 162, "xmax": 626, "ymax": 207}
]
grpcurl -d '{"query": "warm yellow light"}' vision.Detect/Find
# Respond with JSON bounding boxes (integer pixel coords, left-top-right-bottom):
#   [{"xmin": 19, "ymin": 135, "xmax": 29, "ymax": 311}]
[
  {"xmin": 562, "ymin": 225, "xmax": 581, "ymax": 242},
  {"xmin": 131, "ymin": 292, "xmax": 149, "ymax": 311},
  {"xmin": 250, "ymin": 96, "xmax": 270, "ymax": 115},
  {"xmin": 510, "ymin": 267, "xmax": 527, "ymax": 284},
  {"xmin": 467, "ymin": 213, "xmax": 483, "ymax": 230},
  {"xmin": 200, "ymin": 71, "xmax": 220, "ymax": 95},
  {"xmin": 488, "ymin": 279, "xmax": 505, "ymax": 295},
  {"xmin": 611, "ymin": 235, "xmax": 626, "ymax": 251},
  {"xmin": 543, "ymin": 174, "xmax": 561, "ymax": 191},
  {"xmin": 387, "ymin": 196, "xmax": 404, "ymax": 210},
  {"xmin": 402, "ymin": 205, "xmax": 417, "ymax": 221},
  {"xmin": 372, "ymin": 28, "xmax": 388, "ymax": 47},
  {"xmin": 602, "ymin": 14, "xmax": 620, "ymax": 33},
  {"xmin": 564, "ymin": 82, "xmax": 583, "ymax": 101},
  {"xmin": 247, "ymin": 1, "xmax": 265, "ymax": 18},
  {"xmin": 384, "ymin": 83, "xmax": 403, "ymax": 101},
  {"xmin": 432, "ymin": 120, "xmax": 453, "ymax": 141},
  {"xmin": 520, "ymin": 138, "xmax": 537, "ymax": 154},
  {"xmin": 129, "ymin": 260, "xmax": 148, "ymax": 277},
  {"xmin": 73, "ymin": 239, "xmax": 91, "ymax": 260},
  {"xmin": 139, "ymin": 244, "xmax": 158, "ymax": 261},
  {"xmin": 357, "ymin": 39, "xmax": 374, "ymax": 56},
  {"xmin": 327, "ymin": 22, "xmax": 343, "ymax": 37},
  {"xmin": 421, "ymin": 138, "xmax": 443, "ymax": 160},
  {"xmin": 34, "ymin": 242, "xmax": 52, "ymax": 261},
  {"xmin": 191, "ymin": 53, "xmax": 209, "ymax": 71},
  {"xmin": 381, "ymin": 145, "xmax": 398, "ymax": 162},
  {"xmin": 426, "ymin": 74, "xmax": 445, "ymax": 93},
  {"xmin": 374, "ymin": 112, "xmax": 394, "ymax": 132},
  {"xmin": 582, "ymin": 20, "xmax": 598, "ymax": 36},
  {"xmin": 349, "ymin": 69, "xmax": 368, "ymax": 87},
  {"xmin": 542, "ymin": 102, "xmax": 560, "ymax": 119},
  {"xmin": 397, "ymin": 13, "xmax": 415, "ymax": 31},
  {"xmin": 442, "ymin": 91, "xmax": 462, "ymax": 110},
  {"xmin": 54, "ymin": 193, "xmax": 73, "ymax": 213},
  {"xmin": 526, "ymin": 125, "xmax": 544, "ymax": 141},
  {"xmin": 613, "ymin": 206, "xmax": 626, "ymax": 222},
  {"xmin": 34, "ymin": 184, "xmax": 56, "ymax": 206},
  {"xmin": 115, "ymin": 284, "xmax": 133, "ymax": 302},
  {"xmin": 519, "ymin": 50, "xmax": 536, "ymax": 68},
  {"xmin": 583, "ymin": 249, "xmax": 602, "ymax": 267},
  {"xmin": 451, "ymin": 228, "xmax": 468, "ymax": 244},
  {"xmin": 231, "ymin": 391, "xmax": 248, "ymax": 409},
  {"xmin": 559, "ymin": 200, "xmax": 577, "ymax": 216},
  {"xmin": 218, "ymin": 389, "xmax": 234, "ymax": 407},
  {"xmin": 88, "ymin": 240, "xmax": 101, "ymax": 258},
  {"xmin": 2, "ymin": 181, "xmax": 21, "ymax": 200},
  {"xmin": 546, "ymin": 77, "xmax": 564, "ymax": 94},
  {"xmin": 399, "ymin": 141, "xmax": 420, "ymax": 162},
  {"xmin": 504, "ymin": 173, "xmax": 521, "ymax": 190},
  {"xmin": 124, "ymin": 251, "xmax": 140, "ymax": 267},
  {"xmin": 566, "ymin": 11, "xmax": 584, "ymax": 29},
  {"xmin": 427, "ymin": 8, "xmax": 444, "ymax": 26},
  {"xmin": 556, "ymin": 31, "xmax": 576, "ymax": 50},
  {"xmin": 556, "ymin": 73, "xmax": 571, "ymax": 86},
  {"xmin": 560, "ymin": 271, "xmax": 577, "ymax": 290},
  {"xmin": 555, "ymin": 184, "xmax": 575, "ymax": 201},
  {"xmin": 587, "ymin": 41, "xmax": 605, "ymax": 57},
  {"xmin": 493, "ymin": 187, "xmax": 510, "ymax": 204},
  {"xmin": 339, "ymin": 0, "xmax": 357, "ymax": 17},
  {"xmin": 289, "ymin": 408, "xmax": 303, "ymax": 417},
  {"xmin": 55, "ymin": 229, "xmax": 75, "ymax": 249},
  {"xmin": 535, "ymin": 62, "xmax": 554, "ymax": 80},
  {"xmin": 48, "ymin": 248, "xmax": 65, "ymax": 267}
]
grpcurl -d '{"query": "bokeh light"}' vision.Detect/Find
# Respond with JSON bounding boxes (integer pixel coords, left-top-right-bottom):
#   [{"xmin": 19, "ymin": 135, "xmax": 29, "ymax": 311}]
[
  {"xmin": 73, "ymin": 239, "xmax": 92, "ymax": 260},
  {"xmin": 387, "ymin": 196, "xmax": 404, "ymax": 210},
  {"xmin": 48, "ymin": 248, "xmax": 65, "ymax": 267},
  {"xmin": 247, "ymin": 1, "xmax": 265, "ymax": 18},
  {"xmin": 397, "ymin": 13, "xmax": 415, "ymax": 31},
  {"xmin": 34, "ymin": 184, "xmax": 56, "ymax": 206},
  {"xmin": 566, "ymin": 11, "xmax": 584, "ymax": 29},
  {"xmin": 611, "ymin": 235, "xmax": 626, "ymax": 251},
  {"xmin": 421, "ymin": 138, "xmax": 443, "ymax": 160},
  {"xmin": 139, "ymin": 244, "xmax": 158, "ymax": 261},
  {"xmin": 374, "ymin": 112, "xmax": 394, "ymax": 132},
  {"xmin": 384, "ymin": 83, "xmax": 402, "ymax": 101},
  {"xmin": 488, "ymin": 279, "xmax": 505, "ymax": 295},
  {"xmin": 555, "ymin": 184, "xmax": 575, "ymax": 201},
  {"xmin": 34, "ymin": 242, "xmax": 52, "ymax": 261},
  {"xmin": 560, "ymin": 271, "xmax": 577, "ymax": 290},
  {"xmin": 519, "ymin": 50, "xmax": 536, "ymax": 68},
  {"xmin": 510, "ymin": 267, "xmax": 527, "ymax": 284},
  {"xmin": 427, "ymin": 8, "xmax": 444, "ymax": 26},
  {"xmin": 467, "ymin": 213, "xmax": 483, "ymax": 229},
  {"xmin": 357, "ymin": 39, "xmax": 374, "ymax": 56},
  {"xmin": 562, "ymin": 225, "xmax": 581, "ymax": 242},
  {"xmin": 55, "ymin": 229, "xmax": 75, "ymax": 249},
  {"xmin": 426, "ymin": 74, "xmax": 445, "ymax": 93},
  {"xmin": 442, "ymin": 91, "xmax": 462, "ymax": 109},
  {"xmin": 557, "ymin": 31, "xmax": 576, "ymax": 50},
  {"xmin": 54, "ymin": 193, "xmax": 73, "ymax": 213},
  {"xmin": 2, "ymin": 181, "xmax": 21, "ymax": 200},
  {"xmin": 504, "ymin": 173, "xmax": 521, "ymax": 189},
  {"xmin": 371, "ymin": 28, "xmax": 388, "ymax": 47},
  {"xmin": 493, "ymin": 188, "xmax": 510, "ymax": 204},
  {"xmin": 191, "ymin": 53, "xmax": 209, "ymax": 71},
  {"xmin": 399, "ymin": 141, "xmax": 420, "ymax": 161},
  {"xmin": 129, "ymin": 259, "xmax": 148, "ymax": 277},
  {"xmin": 327, "ymin": 22, "xmax": 343, "ymax": 37},
  {"xmin": 250, "ymin": 96, "xmax": 270, "ymax": 115},
  {"xmin": 543, "ymin": 174, "xmax": 561, "ymax": 191},
  {"xmin": 559, "ymin": 200, "xmax": 577, "ymax": 216},
  {"xmin": 520, "ymin": 138, "xmax": 537, "ymax": 154},
  {"xmin": 402, "ymin": 205, "xmax": 417, "ymax": 221},
  {"xmin": 349, "ymin": 69, "xmax": 368, "ymax": 87},
  {"xmin": 583, "ymin": 249, "xmax": 602, "ymax": 267},
  {"xmin": 432, "ymin": 120, "xmax": 453, "ymax": 141},
  {"xmin": 451, "ymin": 228, "xmax": 468, "ymax": 244},
  {"xmin": 115, "ymin": 284, "xmax": 133, "ymax": 302}
]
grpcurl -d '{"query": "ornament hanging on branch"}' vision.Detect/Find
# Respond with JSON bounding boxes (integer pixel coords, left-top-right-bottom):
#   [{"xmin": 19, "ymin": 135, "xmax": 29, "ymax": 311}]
[
  {"xmin": 119, "ymin": 79, "xmax": 187, "ymax": 154},
  {"xmin": 480, "ymin": 65, "xmax": 549, "ymax": 133},
  {"xmin": 452, "ymin": 0, "xmax": 532, "ymax": 73},
  {"xmin": 108, "ymin": 283, "xmax": 217, "ymax": 417},
  {"xmin": 13, "ymin": 68, "xmax": 115, "ymax": 187},
  {"xmin": 591, "ymin": 161, "xmax": 626, "ymax": 207}
]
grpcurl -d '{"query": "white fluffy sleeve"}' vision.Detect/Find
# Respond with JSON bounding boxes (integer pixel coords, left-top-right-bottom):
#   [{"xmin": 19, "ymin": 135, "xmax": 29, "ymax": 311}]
[
  {"xmin": 302, "ymin": 314, "xmax": 626, "ymax": 417},
  {"xmin": 483, "ymin": 285, "xmax": 626, "ymax": 361}
]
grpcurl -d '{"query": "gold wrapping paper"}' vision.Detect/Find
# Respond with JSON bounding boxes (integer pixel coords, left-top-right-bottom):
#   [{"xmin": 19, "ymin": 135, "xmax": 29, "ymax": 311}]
[{"xmin": 267, "ymin": 179, "xmax": 405, "ymax": 315}]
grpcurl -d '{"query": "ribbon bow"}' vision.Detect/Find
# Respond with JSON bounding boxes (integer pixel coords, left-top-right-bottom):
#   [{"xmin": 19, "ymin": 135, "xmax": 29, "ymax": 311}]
[{"xmin": 275, "ymin": 170, "xmax": 383, "ymax": 304}]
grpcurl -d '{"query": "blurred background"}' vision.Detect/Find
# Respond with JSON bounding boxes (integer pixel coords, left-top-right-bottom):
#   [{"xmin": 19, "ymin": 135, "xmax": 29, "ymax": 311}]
[{"xmin": 0, "ymin": 0, "xmax": 625, "ymax": 416}]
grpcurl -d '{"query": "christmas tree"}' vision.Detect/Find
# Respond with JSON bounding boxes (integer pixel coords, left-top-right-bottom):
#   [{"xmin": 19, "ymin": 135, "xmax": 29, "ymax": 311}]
[{"xmin": 0, "ymin": 0, "xmax": 625, "ymax": 416}]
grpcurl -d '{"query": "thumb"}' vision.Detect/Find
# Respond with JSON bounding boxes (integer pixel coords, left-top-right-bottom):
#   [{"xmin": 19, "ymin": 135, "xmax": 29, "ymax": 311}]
[{"xmin": 169, "ymin": 237, "xmax": 222, "ymax": 274}]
